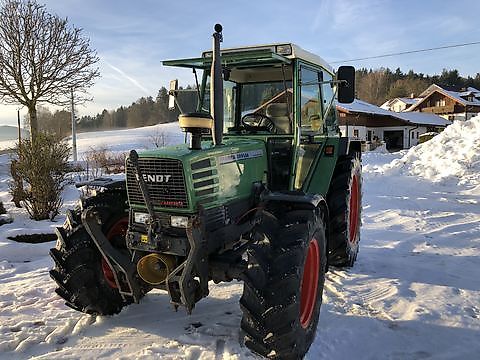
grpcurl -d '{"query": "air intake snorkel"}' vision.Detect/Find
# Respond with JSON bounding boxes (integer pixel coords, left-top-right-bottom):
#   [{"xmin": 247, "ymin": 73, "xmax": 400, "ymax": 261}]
[{"xmin": 210, "ymin": 24, "xmax": 224, "ymax": 146}]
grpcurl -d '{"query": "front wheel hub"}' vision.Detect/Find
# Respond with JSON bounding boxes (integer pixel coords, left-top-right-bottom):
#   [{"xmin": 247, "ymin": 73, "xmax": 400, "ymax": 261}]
[
  {"xmin": 300, "ymin": 238, "xmax": 320, "ymax": 329},
  {"xmin": 101, "ymin": 217, "xmax": 129, "ymax": 288}
]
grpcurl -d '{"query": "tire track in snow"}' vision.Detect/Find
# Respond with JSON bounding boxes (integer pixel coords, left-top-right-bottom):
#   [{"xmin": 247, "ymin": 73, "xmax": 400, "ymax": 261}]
[{"xmin": 325, "ymin": 269, "xmax": 397, "ymax": 325}]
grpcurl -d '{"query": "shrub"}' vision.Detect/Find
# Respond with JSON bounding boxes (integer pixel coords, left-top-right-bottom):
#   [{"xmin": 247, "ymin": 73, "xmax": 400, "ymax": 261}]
[
  {"xmin": 149, "ymin": 130, "xmax": 167, "ymax": 148},
  {"xmin": 13, "ymin": 133, "xmax": 71, "ymax": 220},
  {"xmin": 0, "ymin": 201, "xmax": 6, "ymax": 215},
  {"xmin": 9, "ymin": 158, "xmax": 25, "ymax": 207},
  {"xmin": 83, "ymin": 147, "xmax": 126, "ymax": 179}
]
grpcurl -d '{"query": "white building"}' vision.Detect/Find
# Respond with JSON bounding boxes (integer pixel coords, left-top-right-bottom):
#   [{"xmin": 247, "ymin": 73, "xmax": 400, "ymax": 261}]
[
  {"xmin": 380, "ymin": 96, "xmax": 421, "ymax": 112},
  {"xmin": 337, "ymin": 99, "xmax": 451, "ymax": 151}
]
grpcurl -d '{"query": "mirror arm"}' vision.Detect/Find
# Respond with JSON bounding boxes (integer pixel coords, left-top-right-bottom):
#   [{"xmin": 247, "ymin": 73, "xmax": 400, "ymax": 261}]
[
  {"xmin": 193, "ymin": 68, "xmax": 201, "ymax": 104},
  {"xmin": 168, "ymin": 90, "xmax": 184, "ymax": 114},
  {"xmin": 321, "ymin": 86, "xmax": 339, "ymax": 130}
]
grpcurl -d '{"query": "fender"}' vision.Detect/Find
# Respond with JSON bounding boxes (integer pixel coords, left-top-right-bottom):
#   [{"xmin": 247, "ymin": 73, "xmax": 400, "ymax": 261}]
[
  {"xmin": 338, "ymin": 137, "xmax": 362, "ymax": 157},
  {"xmin": 261, "ymin": 190, "xmax": 326, "ymax": 209},
  {"xmin": 75, "ymin": 177, "xmax": 126, "ymax": 190},
  {"xmin": 261, "ymin": 190, "xmax": 331, "ymax": 270}
]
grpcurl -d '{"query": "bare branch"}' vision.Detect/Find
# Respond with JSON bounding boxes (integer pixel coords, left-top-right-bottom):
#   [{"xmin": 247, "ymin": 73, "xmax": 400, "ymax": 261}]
[{"xmin": 0, "ymin": 0, "xmax": 100, "ymax": 129}]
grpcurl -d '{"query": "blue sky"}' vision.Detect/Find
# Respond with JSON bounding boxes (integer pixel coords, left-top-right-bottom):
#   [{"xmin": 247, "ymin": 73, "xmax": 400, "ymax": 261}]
[{"xmin": 1, "ymin": 0, "xmax": 479, "ymax": 126}]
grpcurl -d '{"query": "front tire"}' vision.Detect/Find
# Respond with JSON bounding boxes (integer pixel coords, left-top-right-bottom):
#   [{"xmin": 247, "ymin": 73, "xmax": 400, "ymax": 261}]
[
  {"xmin": 49, "ymin": 192, "xmax": 135, "ymax": 315},
  {"xmin": 240, "ymin": 209, "xmax": 327, "ymax": 359}
]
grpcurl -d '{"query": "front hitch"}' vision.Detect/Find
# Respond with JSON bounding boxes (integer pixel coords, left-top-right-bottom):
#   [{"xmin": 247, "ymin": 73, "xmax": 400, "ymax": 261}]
[
  {"xmin": 82, "ymin": 207, "xmax": 144, "ymax": 303},
  {"xmin": 164, "ymin": 213, "xmax": 209, "ymax": 314}
]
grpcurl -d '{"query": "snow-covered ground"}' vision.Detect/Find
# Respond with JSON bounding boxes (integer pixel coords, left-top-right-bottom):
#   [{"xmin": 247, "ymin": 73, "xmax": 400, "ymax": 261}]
[
  {"xmin": 0, "ymin": 139, "xmax": 16, "ymax": 151},
  {"xmin": 0, "ymin": 119, "xmax": 479, "ymax": 359},
  {"xmin": 0, "ymin": 122, "xmax": 184, "ymax": 153}
]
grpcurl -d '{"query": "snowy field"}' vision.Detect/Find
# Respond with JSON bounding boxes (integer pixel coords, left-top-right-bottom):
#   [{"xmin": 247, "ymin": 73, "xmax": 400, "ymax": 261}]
[
  {"xmin": 0, "ymin": 140, "xmax": 15, "ymax": 151},
  {"xmin": 0, "ymin": 119, "xmax": 479, "ymax": 359}
]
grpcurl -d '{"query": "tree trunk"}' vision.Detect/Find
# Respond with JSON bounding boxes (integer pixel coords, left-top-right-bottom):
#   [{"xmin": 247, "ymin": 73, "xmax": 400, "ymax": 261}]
[{"xmin": 28, "ymin": 105, "xmax": 38, "ymax": 140}]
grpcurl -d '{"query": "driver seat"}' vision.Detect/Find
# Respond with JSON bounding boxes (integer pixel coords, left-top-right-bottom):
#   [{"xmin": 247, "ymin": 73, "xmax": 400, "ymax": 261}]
[{"xmin": 266, "ymin": 103, "xmax": 291, "ymax": 134}]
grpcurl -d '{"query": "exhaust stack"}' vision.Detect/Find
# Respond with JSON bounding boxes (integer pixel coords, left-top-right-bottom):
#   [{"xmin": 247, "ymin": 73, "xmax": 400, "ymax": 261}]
[{"xmin": 210, "ymin": 24, "xmax": 223, "ymax": 146}]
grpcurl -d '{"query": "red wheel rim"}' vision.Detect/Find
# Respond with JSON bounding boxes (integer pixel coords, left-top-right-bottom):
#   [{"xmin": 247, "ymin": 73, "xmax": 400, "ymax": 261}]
[
  {"xmin": 101, "ymin": 217, "xmax": 129, "ymax": 288},
  {"xmin": 349, "ymin": 174, "xmax": 360, "ymax": 244},
  {"xmin": 101, "ymin": 258, "xmax": 117, "ymax": 289},
  {"xmin": 300, "ymin": 238, "xmax": 320, "ymax": 329}
]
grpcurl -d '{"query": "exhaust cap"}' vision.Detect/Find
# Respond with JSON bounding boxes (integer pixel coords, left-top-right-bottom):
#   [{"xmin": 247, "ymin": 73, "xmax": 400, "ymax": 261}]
[{"xmin": 137, "ymin": 253, "xmax": 176, "ymax": 285}]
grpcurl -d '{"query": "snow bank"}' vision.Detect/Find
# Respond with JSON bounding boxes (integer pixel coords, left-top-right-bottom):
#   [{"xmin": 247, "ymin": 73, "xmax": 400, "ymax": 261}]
[{"xmin": 378, "ymin": 116, "xmax": 480, "ymax": 186}]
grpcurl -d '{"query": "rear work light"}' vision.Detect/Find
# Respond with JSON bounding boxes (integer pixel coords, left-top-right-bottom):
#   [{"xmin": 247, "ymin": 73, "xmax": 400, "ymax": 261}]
[{"xmin": 276, "ymin": 44, "xmax": 292, "ymax": 56}]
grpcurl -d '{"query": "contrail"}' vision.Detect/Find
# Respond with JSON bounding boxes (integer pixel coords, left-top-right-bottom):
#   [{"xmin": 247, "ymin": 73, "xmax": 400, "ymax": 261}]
[{"xmin": 103, "ymin": 59, "xmax": 151, "ymax": 95}]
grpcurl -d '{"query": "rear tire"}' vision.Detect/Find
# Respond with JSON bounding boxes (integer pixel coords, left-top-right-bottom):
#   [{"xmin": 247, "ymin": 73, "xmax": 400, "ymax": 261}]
[
  {"xmin": 49, "ymin": 192, "xmax": 135, "ymax": 315},
  {"xmin": 327, "ymin": 155, "xmax": 362, "ymax": 267},
  {"xmin": 240, "ymin": 208, "xmax": 327, "ymax": 359}
]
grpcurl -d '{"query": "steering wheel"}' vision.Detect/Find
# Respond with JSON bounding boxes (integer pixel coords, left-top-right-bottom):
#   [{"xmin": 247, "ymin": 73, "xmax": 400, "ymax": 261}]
[{"xmin": 241, "ymin": 113, "xmax": 276, "ymax": 133}]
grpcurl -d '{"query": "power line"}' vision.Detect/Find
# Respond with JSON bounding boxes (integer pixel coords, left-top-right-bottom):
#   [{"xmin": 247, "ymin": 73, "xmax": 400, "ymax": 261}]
[{"xmin": 330, "ymin": 41, "xmax": 480, "ymax": 64}]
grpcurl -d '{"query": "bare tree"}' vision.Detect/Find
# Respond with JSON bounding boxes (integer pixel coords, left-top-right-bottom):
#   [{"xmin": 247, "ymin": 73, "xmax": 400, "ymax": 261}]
[{"xmin": 0, "ymin": 0, "xmax": 99, "ymax": 139}]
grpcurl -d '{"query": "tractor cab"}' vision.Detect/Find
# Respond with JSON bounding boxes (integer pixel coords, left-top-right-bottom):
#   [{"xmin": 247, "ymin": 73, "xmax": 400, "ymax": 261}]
[{"xmin": 164, "ymin": 35, "xmax": 355, "ymax": 193}]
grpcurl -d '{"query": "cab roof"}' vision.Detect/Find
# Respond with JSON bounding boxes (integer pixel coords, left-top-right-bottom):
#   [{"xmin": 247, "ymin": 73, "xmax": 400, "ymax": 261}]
[{"xmin": 163, "ymin": 43, "xmax": 333, "ymax": 73}]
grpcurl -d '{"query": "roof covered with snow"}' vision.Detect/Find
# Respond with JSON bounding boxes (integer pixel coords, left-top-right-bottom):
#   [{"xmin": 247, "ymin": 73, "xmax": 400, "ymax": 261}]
[
  {"xmin": 410, "ymin": 84, "xmax": 480, "ymax": 111},
  {"xmin": 398, "ymin": 97, "xmax": 421, "ymax": 105},
  {"xmin": 393, "ymin": 111, "xmax": 451, "ymax": 126},
  {"xmin": 337, "ymin": 99, "xmax": 450, "ymax": 127},
  {"xmin": 380, "ymin": 97, "xmax": 422, "ymax": 111},
  {"xmin": 338, "ymin": 99, "xmax": 392, "ymax": 117}
]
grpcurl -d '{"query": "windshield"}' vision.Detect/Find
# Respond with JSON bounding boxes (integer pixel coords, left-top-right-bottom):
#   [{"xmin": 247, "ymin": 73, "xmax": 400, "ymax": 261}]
[{"xmin": 202, "ymin": 75, "xmax": 293, "ymax": 133}]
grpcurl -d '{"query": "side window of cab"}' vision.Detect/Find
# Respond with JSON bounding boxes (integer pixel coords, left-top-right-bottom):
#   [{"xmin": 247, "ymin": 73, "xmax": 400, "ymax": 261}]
[
  {"xmin": 300, "ymin": 66, "xmax": 324, "ymax": 134},
  {"xmin": 321, "ymin": 70, "xmax": 338, "ymax": 135}
]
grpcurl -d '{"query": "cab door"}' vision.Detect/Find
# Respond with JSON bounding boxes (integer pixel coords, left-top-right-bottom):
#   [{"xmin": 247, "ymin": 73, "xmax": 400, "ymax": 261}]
[
  {"xmin": 291, "ymin": 63, "xmax": 339, "ymax": 196},
  {"xmin": 292, "ymin": 64, "xmax": 324, "ymax": 190}
]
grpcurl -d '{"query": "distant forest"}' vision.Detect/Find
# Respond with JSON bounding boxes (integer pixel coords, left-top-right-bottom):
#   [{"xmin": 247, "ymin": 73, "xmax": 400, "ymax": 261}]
[
  {"xmin": 356, "ymin": 68, "xmax": 480, "ymax": 106},
  {"xmin": 34, "ymin": 68, "xmax": 480, "ymax": 138},
  {"xmin": 77, "ymin": 86, "xmax": 198, "ymax": 131}
]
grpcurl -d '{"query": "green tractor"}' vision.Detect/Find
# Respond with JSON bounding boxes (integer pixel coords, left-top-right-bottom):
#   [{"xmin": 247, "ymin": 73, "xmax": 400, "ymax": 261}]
[{"xmin": 50, "ymin": 24, "xmax": 361, "ymax": 359}]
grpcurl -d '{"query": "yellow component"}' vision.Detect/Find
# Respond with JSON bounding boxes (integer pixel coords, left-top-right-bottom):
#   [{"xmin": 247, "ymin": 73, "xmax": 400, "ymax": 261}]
[
  {"xmin": 179, "ymin": 114, "xmax": 213, "ymax": 129},
  {"xmin": 136, "ymin": 253, "xmax": 176, "ymax": 285},
  {"xmin": 140, "ymin": 234, "xmax": 149, "ymax": 243}
]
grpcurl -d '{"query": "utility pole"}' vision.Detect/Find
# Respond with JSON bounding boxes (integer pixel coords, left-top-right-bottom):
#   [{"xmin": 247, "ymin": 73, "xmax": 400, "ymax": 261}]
[
  {"xmin": 17, "ymin": 108, "xmax": 21, "ymax": 143},
  {"xmin": 71, "ymin": 89, "xmax": 77, "ymax": 162}
]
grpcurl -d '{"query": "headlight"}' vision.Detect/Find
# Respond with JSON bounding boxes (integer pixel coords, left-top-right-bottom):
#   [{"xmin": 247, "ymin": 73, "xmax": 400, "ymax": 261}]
[
  {"xmin": 134, "ymin": 212, "xmax": 149, "ymax": 224},
  {"xmin": 171, "ymin": 216, "xmax": 189, "ymax": 228}
]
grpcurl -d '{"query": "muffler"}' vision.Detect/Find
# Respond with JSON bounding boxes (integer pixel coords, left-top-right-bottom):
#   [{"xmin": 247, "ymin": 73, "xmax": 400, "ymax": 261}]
[{"xmin": 136, "ymin": 253, "xmax": 176, "ymax": 285}]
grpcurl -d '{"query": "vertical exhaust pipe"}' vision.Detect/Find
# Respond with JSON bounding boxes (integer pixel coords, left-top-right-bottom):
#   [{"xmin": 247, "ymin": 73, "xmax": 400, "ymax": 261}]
[{"xmin": 211, "ymin": 24, "xmax": 223, "ymax": 146}]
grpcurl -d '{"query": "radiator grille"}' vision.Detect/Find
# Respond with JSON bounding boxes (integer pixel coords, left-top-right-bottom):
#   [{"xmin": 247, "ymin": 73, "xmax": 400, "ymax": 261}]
[{"xmin": 126, "ymin": 158, "xmax": 188, "ymax": 209}]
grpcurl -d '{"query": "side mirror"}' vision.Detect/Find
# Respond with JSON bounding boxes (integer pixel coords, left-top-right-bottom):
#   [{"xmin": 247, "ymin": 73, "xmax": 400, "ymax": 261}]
[
  {"xmin": 168, "ymin": 79, "xmax": 178, "ymax": 110},
  {"xmin": 337, "ymin": 66, "xmax": 355, "ymax": 104}
]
